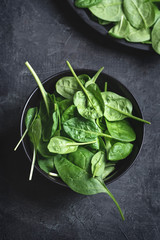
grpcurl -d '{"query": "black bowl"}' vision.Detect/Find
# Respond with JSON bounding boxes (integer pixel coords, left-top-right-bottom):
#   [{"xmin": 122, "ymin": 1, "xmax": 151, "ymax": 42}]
[
  {"xmin": 21, "ymin": 69, "xmax": 144, "ymax": 187},
  {"xmin": 66, "ymin": 0, "xmax": 152, "ymax": 52}
]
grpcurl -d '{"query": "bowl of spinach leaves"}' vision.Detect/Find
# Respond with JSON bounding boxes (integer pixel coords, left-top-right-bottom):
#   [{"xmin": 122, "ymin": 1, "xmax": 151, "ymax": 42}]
[
  {"xmin": 67, "ymin": 0, "xmax": 160, "ymax": 54},
  {"xmin": 15, "ymin": 61, "xmax": 150, "ymax": 220}
]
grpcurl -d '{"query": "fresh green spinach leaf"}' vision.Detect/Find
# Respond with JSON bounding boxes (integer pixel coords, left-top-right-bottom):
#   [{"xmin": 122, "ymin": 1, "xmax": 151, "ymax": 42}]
[{"xmin": 108, "ymin": 142, "xmax": 133, "ymax": 161}]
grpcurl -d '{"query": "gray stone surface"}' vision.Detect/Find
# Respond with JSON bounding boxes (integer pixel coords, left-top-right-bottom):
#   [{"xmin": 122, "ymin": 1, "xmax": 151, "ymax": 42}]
[{"xmin": 0, "ymin": 0, "xmax": 160, "ymax": 239}]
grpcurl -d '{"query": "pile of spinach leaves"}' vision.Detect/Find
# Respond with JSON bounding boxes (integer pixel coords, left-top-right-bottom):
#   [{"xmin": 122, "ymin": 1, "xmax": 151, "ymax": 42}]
[
  {"xmin": 15, "ymin": 61, "xmax": 150, "ymax": 220},
  {"xmin": 74, "ymin": 0, "xmax": 160, "ymax": 54}
]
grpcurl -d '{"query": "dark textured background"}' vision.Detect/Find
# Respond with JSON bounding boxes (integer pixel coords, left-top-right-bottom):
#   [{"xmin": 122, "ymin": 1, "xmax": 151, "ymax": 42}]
[{"xmin": 0, "ymin": 0, "xmax": 160, "ymax": 239}]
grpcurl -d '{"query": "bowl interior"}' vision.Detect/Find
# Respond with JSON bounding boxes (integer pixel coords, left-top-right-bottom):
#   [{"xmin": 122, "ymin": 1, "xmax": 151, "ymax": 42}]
[{"xmin": 21, "ymin": 69, "xmax": 144, "ymax": 187}]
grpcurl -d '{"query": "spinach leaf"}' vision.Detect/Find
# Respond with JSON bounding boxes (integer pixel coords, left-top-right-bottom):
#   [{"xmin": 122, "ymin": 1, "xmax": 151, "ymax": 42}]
[
  {"xmin": 14, "ymin": 107, "xmax": 38, "ymax": 151},
  {"xmin": 63, "ymin": 117, "xmax": 101, "ymax": 142},
  {"xmin": 62, "ymin": 105, "xmax": 77, "ymax": 123},
  {"xmin": 109, "ymin": 15, "xmax": 151, "ymax": 43},
  {"xmin": 102, "ymin": 164, "xmax": 115, "ymax": 179},
  {"xmin": 123, "ymin": 0, "xmax": 155, "ymax": 29},
  {"xmin": 54, "ymin": 155, "xmax": 124, "ymax": 220},
  {"xmin": 28, "ymin": 115, "xmax": 42, "ymax": 180},
  {"xmin": 58, "ymin": 99, "xmax": 72, "ymax": 115},
  {"xmin": 85, "ymin": 67, "xmax": 104, "ymax": 88},
  {"xmin": 47, "ymin": 136, "xmax": 96, "ymax": 154},
  {"xmin": 152, "ymin": 18, "xmax": 160, "ymax": 54},
  {"xmin": 106, "ymin": 119, "xmax": 136, "ymax": 142},
  {"xmin": 75, "ymin": 0, "xmax": 102, "ymax": 8},
  {"xmin": 39, "ymin": 94, "xmax": 58, "ymax": 141},
  {"xmin": 102, "ymin": 91, "xmax": 133, "ymax": 121},
  {"xmin": 89, "ymin": 0, "xmax": 123, "ymax": 22},
  {"xmin": 38, "ymin": 156, "xmax": 55, "ymax": 174},
  {"xmin": 108, "ymin": 142, "xmax": 133, "ymax": 161},
  {"xmin": 37, "ymin": 138, "xmax": 54, "ymax": 158},
  {"xmin": 73, "ymin": 83, "xmax": 104, "ymax": 119},
  {"xmin": 102, "ymin": 91, "xmax": 150, "ymax": 124},
  {"xmin": 78, "ymin": 74, "xmax": 91, "ymax": 82},
  {"xmin": 63, "ymin": 117, "xmax": 118, "ymax": 142},
  {"xmin": 96, "ymin": 117, "xmax": 107, "ymax": 130},
  {"xmin": 67, "ymin": 61, "xmax": 104, "ymax": 120},
  {"xmin": 56, "ymin": 76, "xmax": 85, "ymax": 99},
  {"xmin": 68, "ymin": 146, "xmax": 94, "ymax": 173},
  {"xmin": 91, "ymin": 151, "xmax": 106, "ymax": 177}
]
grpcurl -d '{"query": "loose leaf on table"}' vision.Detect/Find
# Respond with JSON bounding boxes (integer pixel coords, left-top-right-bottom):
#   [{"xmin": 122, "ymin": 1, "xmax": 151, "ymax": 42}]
[
  {"xmin": 106, "ymin": 119, "xmax": 136, "ymax": 142},
  {"xmin": 123, "ymin": 0, "xmax": 155, "ymax": 29},
  {"xmin": 68, "ymin": 146, "xmax": 94, "ymax": 173},
  {"xmin": 102, "ymin": 91, "xmax": 150, "ymax": 124},
  {"xmin": 109, "ymin": 15, "xmax": 151, "ymax": 43},
  {"xmin": 56, "ymin": 76, "xmax": 85, "ymax": 99},
  {"xmin": 47, "ymin": 136, "xmax": 96, "ymax": 154},
  {"xmin": 152, "ymin": 18, "xmax": 160, "ymax": 54},
  {"xmin": 91, "ymin": 151, "xmax": 106, "ymax": 177},
  {"xmin": 89, "ymin": 0, "xmax": 123, "ymax": 22},
  {"xmin": 28, "ymin": 115, "xmax": 42, "ymax": 180},
  {"xmin": 67, "ymin": 61, "xmax": 104, "ymax": 120},
  {"xmin": 108, "ymin": 142, "xmax": 133, "ymax": 161},
  {"xmin": 14, "ymin": 107, "xmax": 38, "ymax": 151},
  {"xmin": 54, "ymin": 155, "xmax": 124, "ymax": 220},
  {"xmin": 85, "ymin": 67, "xmax": 104, "ymax": 88},
  {"xmin": 75, "ymin": 0, "xmax": 102, "ymax": 8}
]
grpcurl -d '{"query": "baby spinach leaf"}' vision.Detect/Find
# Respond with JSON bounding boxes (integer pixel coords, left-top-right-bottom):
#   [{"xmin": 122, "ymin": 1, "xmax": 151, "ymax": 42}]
[
  {"xmin": 123, "ymin": 0, "xmax": 155, "ymax": 29},
  {"xmin": 68, "ymin": 147, "xmax": 94, "ymax": 173},
  {"xmin": 56, "ymin": 76, "xmax": 85, "ymax": 99},
  {"xmin": 38, "ymin": 156, "xmax": 55, "ymax": 174},
  {"xmin": 67, "ymin": 61, "xmax": 104, "ymax": 120},
  {"xmin": 39, "ymin": 95, "xmax": 58, "ymax": 141},
  {"xmin": 74, "ymin": 83, "xmax": 104, "ymax": 119},
  {"xmin": 88, "ymin": 137, "xmax": 100, "ymax": 150},
  {"xmin": 14, "ymin": 107, "xmax": 38, "ymax": 151},
  {"xmin": 54, "ymin": 155, "xmax": 124, "ymax": 220},
  {"xmin": 62, "ymin": 105, "xmax": 77, "ymax": 123},
  {"xmin": 91, "ymin": 151, "xmax": 106, "ymax": 177},
  {"xmin": 63, "ymin": 117, "xmax": 102, "ymax": 142},
  {"xmin": 109, "ymin": 15, "xmax": 151, "ymax": 43},
  {"xmin": 48, "ymin": 136, "xmax": 96, "ymax": 154},
  {"xmin": 89, "ymin": 0, "xmax": 123, "ymax": 22},
  {"xmin": 58, "ymin": 99, "xmax": 72, "ymax": 115},
  {"xmin": 108, "ymin": 142, "xmax": 133, "ymax": 161},
  {"xmin": 75, "ymin": 0, "xmax": 102, "ymax": 8},
  {"xmin": 37, "ymin": 138, "xmax": 54, "ymax": 158},
  {"xmin": 96, "ymin": 117, "xmax": 106, "ymax": 130},
  {"xmin": 152, "ymin": 18, "xmax": 160, "ymax": 54},
  {"xmin": 102, "ymin": 91, "xmax": 133, "ymax": 121},
  {"xmin": 78, "ymin": 74, "xmax": 91, "ymax": 82},
  {"xmin": 106, "ymin": 119, "xmax": 136, "ymax": 142},
  {"xmin": 85, "ymin": 67, "xmax": 104, "ymax": 88},
  {"xmin": 102, "ymin": 91, "xmax": 150, "ymax": 124},
  {"xmin": 102, "ymin": 165, "xmax": 115, "ymax": 179},
  {"xmin": 63, "ymin": 117, "xmax": 116, "ymax": 142}
]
